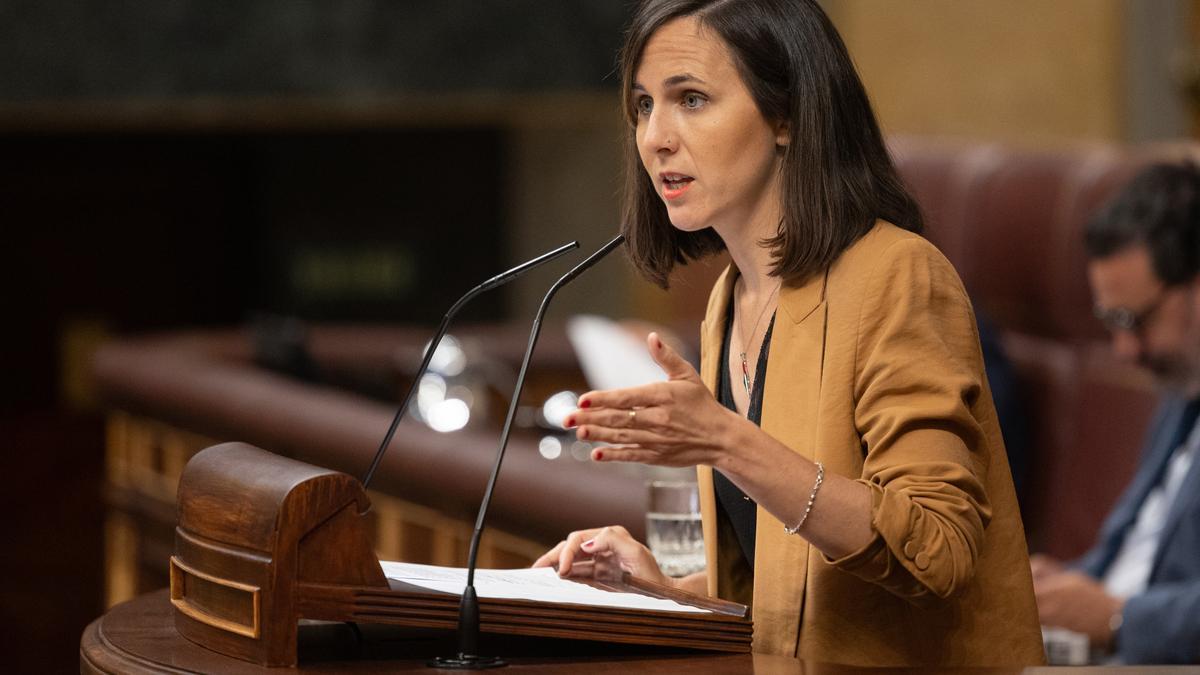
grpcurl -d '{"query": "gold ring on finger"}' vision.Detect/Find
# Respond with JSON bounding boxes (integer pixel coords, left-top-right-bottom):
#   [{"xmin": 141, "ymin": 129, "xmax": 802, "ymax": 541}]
[{"xmin": 628, "ymin": 409, "xmax": 637, "ymax": 425}]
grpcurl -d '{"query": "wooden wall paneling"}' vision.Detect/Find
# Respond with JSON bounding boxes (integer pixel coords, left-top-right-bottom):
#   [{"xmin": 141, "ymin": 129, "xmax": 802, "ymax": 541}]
[{"xmin": 103, "ymin": 511, "xmax": 137, "ymax": 608}]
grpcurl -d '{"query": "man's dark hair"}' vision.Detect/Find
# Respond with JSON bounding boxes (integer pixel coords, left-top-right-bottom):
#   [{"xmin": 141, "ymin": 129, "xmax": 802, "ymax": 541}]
[
  {"xmin": 1085, "ymin": 163, "xmax": 1200, "ymax": 284},
  {"xmin": 617, "ymin": 0, "xmax": 923, "ymax": 288}
]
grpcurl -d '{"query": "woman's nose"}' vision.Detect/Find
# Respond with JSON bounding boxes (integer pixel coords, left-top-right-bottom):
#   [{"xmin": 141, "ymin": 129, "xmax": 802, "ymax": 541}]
[{"xmin": 641, "ymin": 110, "xmax": 676, "ymax": 154}]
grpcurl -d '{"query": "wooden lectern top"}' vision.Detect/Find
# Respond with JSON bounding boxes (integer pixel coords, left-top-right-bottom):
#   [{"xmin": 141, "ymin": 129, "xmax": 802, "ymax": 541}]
[
  {"xmin": 84, "ymin": 589, "xmax": 782, "ymax": 674},
  {"xmin": 169, "ymin": 443, "xmax": 750, "ymax": 667},
  {"xmin": 178, "ymin": 442, "xmax": 368, "ymax": 554}
]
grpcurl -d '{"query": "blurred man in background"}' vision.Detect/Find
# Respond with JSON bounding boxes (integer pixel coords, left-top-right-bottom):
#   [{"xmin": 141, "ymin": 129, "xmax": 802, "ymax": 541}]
[{"xmin": 1032, "ymin": 163, "xmax": 1200, "ymax": 664}]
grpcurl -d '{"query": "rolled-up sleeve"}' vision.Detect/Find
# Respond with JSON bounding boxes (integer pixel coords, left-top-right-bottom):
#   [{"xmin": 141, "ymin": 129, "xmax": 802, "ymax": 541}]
[{"xmin": 826, "ymin": 238, "xmax": 993, "ymax": 603}]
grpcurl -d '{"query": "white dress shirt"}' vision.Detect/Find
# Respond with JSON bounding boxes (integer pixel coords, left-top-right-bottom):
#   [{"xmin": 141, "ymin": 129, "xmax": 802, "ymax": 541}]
[{"xmin": 1103, "ymin": 417, "xmax": 1200, "ymax": 599}]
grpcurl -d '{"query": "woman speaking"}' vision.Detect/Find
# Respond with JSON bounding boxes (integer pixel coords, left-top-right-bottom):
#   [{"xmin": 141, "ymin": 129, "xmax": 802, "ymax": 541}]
[{"xmin": 534, "ymin": 0, "xmax": 1044, "ymax": 666}]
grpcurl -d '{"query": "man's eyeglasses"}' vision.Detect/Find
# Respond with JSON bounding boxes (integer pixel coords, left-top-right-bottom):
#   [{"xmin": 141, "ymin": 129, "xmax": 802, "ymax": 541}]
[{"xmin": 1093, "ymin": 287, "xmax": 1170, "ymax": 333}]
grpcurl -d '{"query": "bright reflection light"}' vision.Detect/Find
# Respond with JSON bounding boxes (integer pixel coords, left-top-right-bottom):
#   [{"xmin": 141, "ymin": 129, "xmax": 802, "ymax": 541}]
[
  {"xmin": 538, "ymin": 436, "xmax": 563, "ymax": 460},
  {"xmin": 541, "ymin": 390, "xmax": 579, "ymax": 428},
  {"xmin": 426, "ymin": 335, "xmax": 467, "ymax": 376},
  {"xmin": 416, "ymin": 373, "xmax": 447, "ymax": 418},
  {"xmin": 427, "ymin": 398, "xmax": 470, "ymax": 432},
  {"xmin": 446, "ymin": 385, "xmax": 475, "ymax": 409}
]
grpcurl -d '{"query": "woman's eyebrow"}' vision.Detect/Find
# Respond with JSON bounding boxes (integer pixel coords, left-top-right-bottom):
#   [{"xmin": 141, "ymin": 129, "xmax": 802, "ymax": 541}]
[
  {"xmin": 663, "ymin": 73, "xmax": 706, "ymax": 87},
  {"xmin": 631, "ymin": 73, "xmax": 708, "ymax": 91}
]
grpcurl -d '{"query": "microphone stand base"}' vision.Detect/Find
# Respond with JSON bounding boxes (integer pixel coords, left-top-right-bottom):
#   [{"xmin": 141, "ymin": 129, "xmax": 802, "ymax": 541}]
[{"xmin": 427, "ymin": 654, "xmax": 507, "ymax": 669}]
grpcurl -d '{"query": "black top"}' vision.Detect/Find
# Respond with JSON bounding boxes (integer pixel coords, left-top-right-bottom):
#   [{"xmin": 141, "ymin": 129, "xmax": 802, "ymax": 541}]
[{"xmin": 714, "ymin": 297, "xmax": 775, "ymax": 571}]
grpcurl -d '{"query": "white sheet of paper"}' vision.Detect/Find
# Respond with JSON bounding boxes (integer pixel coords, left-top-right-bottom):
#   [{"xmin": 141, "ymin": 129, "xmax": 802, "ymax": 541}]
[
  {"xmin": 380, "ymin": 561, "xmax": 709, "ymax": 614},
  {"xmin": 566, "ymin": 315, "xmax": 667, "ymax": 391}
]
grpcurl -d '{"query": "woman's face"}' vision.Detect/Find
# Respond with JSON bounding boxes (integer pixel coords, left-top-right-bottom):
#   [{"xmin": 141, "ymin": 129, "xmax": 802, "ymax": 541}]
[{"xmin": 633, "ymin": 16, "xmax": 788, "ymax": 236}]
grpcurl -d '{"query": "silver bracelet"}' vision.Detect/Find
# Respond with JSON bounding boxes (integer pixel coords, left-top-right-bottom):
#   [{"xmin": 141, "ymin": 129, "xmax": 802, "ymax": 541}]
[{"xmin": 784, "ymin": 461, "xmax": 824, "ymax": 535}]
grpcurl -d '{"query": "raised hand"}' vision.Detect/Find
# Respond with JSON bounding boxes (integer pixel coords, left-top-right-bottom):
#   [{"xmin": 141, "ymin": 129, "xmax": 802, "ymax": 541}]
[{"xmin": 564, "ymin": 332, "xmax": 744, "ymax": 467}]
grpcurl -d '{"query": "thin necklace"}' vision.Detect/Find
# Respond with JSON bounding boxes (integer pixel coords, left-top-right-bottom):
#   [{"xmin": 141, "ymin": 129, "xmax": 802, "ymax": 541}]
[{"xmin": 737, "ymin": 280, "xmax": 781, "ymax": 397}]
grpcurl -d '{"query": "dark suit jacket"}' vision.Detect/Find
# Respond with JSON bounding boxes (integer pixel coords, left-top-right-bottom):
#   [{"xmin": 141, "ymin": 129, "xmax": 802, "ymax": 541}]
[{"xmin": 1076, "ymin": 397, "xmax": 1200, "ymax": 664}]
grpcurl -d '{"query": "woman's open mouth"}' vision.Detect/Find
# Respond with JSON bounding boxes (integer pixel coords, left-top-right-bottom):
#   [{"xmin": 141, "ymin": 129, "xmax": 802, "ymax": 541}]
[{"xmin": 661, "ymin": 173, "xmax": 694, "ymax": 200}]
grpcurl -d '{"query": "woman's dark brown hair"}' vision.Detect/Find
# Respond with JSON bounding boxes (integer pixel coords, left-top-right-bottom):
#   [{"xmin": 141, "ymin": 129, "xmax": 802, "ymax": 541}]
[{"xmin": 619, "ymin": 0, "xmax": 923, "ymax": 288}]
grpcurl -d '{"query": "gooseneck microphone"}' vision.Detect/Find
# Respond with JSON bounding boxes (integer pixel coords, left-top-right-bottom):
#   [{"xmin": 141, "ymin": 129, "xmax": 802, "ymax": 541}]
[
  {"xmin": 430, "ymin": 234, "xmax": 626, "ymax": 670},
  {"xmin": 360, "ymin": 240, "xmax": 579, "ymax": 490}
]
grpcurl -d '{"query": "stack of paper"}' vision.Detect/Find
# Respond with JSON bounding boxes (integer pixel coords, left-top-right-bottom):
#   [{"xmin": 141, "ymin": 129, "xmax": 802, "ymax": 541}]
[{"xmin": 298, "ymin": 560, "xmax": 752, "ymax": 653}]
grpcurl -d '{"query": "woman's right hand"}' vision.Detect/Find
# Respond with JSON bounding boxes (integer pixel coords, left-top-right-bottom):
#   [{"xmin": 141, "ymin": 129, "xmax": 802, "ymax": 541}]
[{"xmin": 531, "ymin": 525, "xmax": 673, "ymax": 588}]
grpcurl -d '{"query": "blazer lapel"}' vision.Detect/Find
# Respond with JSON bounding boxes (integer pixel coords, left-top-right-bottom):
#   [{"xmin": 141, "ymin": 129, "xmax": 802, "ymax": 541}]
[
  {"xmin": 752, "ymin": 270, "xmax": 829, "ymax": 654},
  {"xmin": 1150, "ymin": 411, "xmax": 1200, "ymax": 580},
  {"xmin": 1090, "ymin": 399, "xmax": 1196, "ymax": 575},
  {"xmin": 697, "ymin": 265, "xmax": 736, "ymax": 598}
]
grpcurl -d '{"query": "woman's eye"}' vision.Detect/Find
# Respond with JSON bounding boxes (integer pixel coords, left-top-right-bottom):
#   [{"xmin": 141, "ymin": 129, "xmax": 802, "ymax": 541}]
[
  {"xmin": 636, "ymin": 96, "xmax": 653, "ymax": 116},
  {"xmin": 682, "ymin": 92, "xmax": 706, "ymax": 109}
]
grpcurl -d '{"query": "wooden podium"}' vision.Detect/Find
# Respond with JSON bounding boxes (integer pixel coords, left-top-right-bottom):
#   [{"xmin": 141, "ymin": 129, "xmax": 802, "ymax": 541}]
[{"xmin": 168, "ymin": 443, "xmax": 750, "ymax": 667}]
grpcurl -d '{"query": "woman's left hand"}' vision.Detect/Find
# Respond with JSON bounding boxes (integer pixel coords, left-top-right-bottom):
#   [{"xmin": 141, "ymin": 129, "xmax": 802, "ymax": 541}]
[{"xmin": 565, "ymin": 332, "xmax": 742, "ymax": 467}]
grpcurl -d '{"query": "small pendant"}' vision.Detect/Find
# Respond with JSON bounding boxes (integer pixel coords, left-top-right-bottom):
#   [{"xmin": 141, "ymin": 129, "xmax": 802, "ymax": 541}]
[{"xmin": 739, "ymin": 351, "xmax": 751, "ymax": 395}]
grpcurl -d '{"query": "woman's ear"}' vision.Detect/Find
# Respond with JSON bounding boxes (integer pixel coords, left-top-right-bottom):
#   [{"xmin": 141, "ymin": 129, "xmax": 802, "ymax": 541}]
[{"xmin": 774, "ymin": 118, "xmax": 790, "ymax": 147}]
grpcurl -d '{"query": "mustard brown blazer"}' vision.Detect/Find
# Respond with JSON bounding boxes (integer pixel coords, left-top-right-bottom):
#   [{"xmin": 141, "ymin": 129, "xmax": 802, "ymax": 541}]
[{"xmin": 696, "ymin": 222, "xmax": 1045, "ymax": 666}]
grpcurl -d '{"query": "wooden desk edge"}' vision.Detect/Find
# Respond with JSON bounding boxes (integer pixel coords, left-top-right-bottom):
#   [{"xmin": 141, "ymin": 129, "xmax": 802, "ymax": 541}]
[{"xmin": 81, "ymin": 615, "xmax": 193, "ymax": 675}]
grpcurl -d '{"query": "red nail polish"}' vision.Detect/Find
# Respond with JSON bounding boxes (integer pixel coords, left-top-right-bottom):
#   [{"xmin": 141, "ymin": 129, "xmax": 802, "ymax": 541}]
[
  {"xmin": 579, "ymin": 427, "xmax": 589, "ymax": 440},
  {"xmin": 582, "ymin": 538, "xmax": 595, "ymax": 549},
  {"xmin": 564, "ymin": 416, "xmax": 575, "ymax": 428},
  {"xmin": 580, "ymin": 399, "xmax": 592, "ymax": 409},
  {"xmin": 594, "ymin": 449, "xmax": 604, "ymax": 460}
]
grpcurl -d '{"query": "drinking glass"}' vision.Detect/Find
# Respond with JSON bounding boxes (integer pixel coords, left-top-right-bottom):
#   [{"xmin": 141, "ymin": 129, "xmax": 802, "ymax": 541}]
[{"xmin": 645, "ymin": 481, "xmax": 705, "ymax": 577}]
